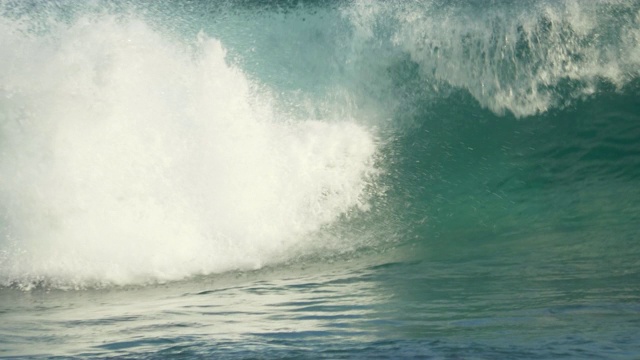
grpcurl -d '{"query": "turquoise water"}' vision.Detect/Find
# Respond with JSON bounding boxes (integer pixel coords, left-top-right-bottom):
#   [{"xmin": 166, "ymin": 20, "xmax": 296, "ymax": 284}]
[{"xmin": 1, "ymin": 0, "xmax": 640, "ymax": 358}]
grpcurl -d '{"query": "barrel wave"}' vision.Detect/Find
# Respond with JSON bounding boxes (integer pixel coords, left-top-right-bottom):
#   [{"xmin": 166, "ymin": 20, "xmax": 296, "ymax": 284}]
[
  {"xmin": 1, "ymin": 0, "xmax": 639, "ymax": 290},
  {"xmin": 1, "ymin": 1, "xmax": 640, "ymax": 358}
]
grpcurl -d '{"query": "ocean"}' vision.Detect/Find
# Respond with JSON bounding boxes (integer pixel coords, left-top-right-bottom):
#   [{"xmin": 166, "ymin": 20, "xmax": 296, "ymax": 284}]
[{"xmin": 1, "ymin": 0, "xmax": 640, "ymax": 358}]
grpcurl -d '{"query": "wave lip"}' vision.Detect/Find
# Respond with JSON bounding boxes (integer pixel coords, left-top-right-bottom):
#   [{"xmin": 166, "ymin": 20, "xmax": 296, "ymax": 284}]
[{"xmin": 348, "ymin": 0, "xmax": 640, "ymax": 117}]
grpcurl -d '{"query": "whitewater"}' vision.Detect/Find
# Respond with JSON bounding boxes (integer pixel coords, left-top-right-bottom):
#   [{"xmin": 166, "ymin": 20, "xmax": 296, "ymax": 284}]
[
  {"xmin": 0, "ymin": 10, "xmax": 380, "ymax": 288},
  {"xmin": 1, "ymin": 0, "xmax": 640, "ymax": 358}
]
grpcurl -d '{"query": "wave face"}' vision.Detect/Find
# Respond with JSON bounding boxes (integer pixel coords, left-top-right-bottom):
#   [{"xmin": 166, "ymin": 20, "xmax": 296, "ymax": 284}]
[{"xmin": 1, "ymin": 0, "xmax": 640, "ymax": 290}]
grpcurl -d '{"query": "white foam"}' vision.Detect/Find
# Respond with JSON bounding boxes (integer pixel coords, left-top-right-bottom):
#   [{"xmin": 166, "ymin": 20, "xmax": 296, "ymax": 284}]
[
  {"xmin": 0, "ymin": 15, "xmax": 379, "ymax": 288},
  {"xmin": 348, "ymin": 0, "xmax": 640, "ymax": 117}
]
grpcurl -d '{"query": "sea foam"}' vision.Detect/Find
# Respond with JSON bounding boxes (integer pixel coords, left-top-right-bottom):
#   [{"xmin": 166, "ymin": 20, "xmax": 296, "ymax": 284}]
[{"xmin": 0, "ymin": 15, "xmax": 378, "ymax": 288}]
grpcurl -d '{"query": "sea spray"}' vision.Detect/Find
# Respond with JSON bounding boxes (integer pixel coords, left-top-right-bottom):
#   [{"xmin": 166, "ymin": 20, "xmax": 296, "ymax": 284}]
[
  {"xmin": 0, "ymin": 14, "xmax": 379, "ymax": 288},
  {"xmin": 345, "ymin": 0, "xmax": 640, "ymax": 118}
]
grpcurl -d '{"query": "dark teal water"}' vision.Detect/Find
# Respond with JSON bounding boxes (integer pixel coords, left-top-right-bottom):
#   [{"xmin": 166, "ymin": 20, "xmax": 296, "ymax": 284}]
[{"xmin": 1, "ymin": 0, "xmax": 640, "ymax": 358}]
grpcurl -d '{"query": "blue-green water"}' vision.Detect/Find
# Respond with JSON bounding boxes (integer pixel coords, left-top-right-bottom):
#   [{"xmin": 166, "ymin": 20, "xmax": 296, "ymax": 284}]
[{"xmin": 1, "ymin": 0, "xmax": 640, "ymax": 358}]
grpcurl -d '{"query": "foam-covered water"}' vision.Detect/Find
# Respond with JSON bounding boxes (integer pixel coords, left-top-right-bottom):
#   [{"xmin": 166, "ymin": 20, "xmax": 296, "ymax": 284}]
[{"xmin": 1, "ymin": 0, "xmax": 640, "ymax": 358}]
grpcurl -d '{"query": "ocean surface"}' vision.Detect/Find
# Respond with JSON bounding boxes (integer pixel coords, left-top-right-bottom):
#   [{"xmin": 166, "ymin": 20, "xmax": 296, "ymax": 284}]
[{"xmin": 1, "ymin": 0, "xmax": 640, "ymax": 358}]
